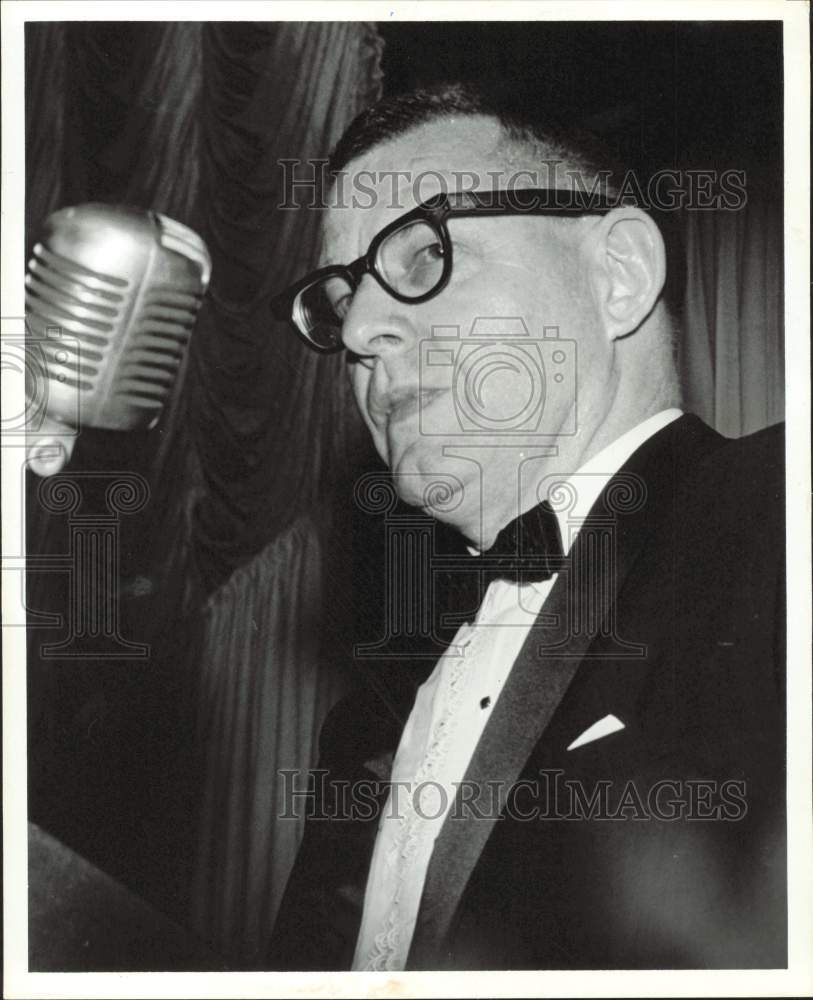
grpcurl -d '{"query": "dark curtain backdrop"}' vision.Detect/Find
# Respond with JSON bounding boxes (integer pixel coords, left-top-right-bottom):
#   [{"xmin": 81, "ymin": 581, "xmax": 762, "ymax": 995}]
[
  {"xmin": 682, "ymin": 203, "xmax": 784, "ymax": 436},
  {"xmin": 25, "ymin": 20, "xmax": 382, "ymax": 965},
  {"xmin": 24, "ymin": 20, "xmax": 783, "ymax": 969}
]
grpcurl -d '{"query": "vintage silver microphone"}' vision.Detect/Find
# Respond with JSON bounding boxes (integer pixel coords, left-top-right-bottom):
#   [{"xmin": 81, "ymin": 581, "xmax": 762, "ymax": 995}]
[{"xmin": 24, "ymin": 203, "xmax": 211, "ymax": 475}]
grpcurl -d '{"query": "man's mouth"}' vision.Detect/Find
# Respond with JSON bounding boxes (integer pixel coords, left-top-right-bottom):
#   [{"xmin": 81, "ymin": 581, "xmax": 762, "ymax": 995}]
[{"xmin": 373, "ymin": 387, "xmax": 447, "ymax": 425}]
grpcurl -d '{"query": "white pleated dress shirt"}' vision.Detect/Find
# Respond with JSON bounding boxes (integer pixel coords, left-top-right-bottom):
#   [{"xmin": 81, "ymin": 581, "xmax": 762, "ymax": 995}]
[{"xmin": 352, "ymin": 409, "xmax": 682, "ymax": 971}]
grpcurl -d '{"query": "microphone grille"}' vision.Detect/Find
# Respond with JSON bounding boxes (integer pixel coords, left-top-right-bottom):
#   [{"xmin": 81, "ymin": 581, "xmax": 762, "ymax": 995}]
[
  {"xmin": 25, "ymin": 240, "xmax": 126, "ymax": 396},
  {"xmin": 25, "ymin": 204, "xmax": 211, "ymax": 431}
]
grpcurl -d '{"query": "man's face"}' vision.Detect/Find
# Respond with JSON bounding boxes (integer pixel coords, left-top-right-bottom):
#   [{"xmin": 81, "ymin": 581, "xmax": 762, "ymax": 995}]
[{"xmin": 321, "ymin": 117, "xmax": 614, "ymax": 543}]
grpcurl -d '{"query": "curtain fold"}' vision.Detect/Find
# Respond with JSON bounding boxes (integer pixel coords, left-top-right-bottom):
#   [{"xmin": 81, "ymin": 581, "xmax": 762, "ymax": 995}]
[
  {"xmin": 191, "ymin": 21, "xmax": 381, "ymax": 591},
  {"xmin": 25, "ymin": 23, "xmax": 66, "ymax": 244},
  {"xmin": 191, "ymin": 515, "xmax": 350, "ymax": 965},
  {"xmin": 681, "ymin": 199, "xmax": 784, "ymax": 437}
]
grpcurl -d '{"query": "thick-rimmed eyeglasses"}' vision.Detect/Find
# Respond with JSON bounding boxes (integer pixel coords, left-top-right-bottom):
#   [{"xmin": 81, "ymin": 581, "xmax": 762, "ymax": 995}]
[{"xmin": 270, "ymin": 188, "xmax": 616, "ymax": 353}]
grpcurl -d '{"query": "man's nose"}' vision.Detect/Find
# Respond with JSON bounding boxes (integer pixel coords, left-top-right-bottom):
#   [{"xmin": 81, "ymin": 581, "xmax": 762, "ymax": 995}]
[{"xmin": 341, "ymin": 274, "xmax": 416, "ymax": 359}]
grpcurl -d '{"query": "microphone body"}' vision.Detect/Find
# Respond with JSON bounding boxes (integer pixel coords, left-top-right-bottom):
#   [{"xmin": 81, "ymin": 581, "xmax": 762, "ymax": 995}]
[{"xmin": 25, "ymin": 204, "xmax": 211, "ymax": 474}]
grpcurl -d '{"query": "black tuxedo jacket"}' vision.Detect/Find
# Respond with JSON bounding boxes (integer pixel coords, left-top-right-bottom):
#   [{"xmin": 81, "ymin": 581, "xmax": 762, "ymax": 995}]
[{"xmin": 267, "ymin": 415, "xmax": 786, "ymax": 970}]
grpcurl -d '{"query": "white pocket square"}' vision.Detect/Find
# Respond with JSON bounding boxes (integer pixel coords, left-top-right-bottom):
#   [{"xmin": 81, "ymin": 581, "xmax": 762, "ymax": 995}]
[{"xmin": 567, "ymin": 714, "xmax": 625, "ymax": 750}]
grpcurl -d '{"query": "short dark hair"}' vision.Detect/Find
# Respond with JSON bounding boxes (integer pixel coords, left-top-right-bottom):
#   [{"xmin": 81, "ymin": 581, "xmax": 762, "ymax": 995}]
[
  {"xmin": 328, "ymin": 81, "xmax": 685, "ymax": 320},
  {"xmin": 329, "ymin": 81, "xmax": 623, "ymax": 183}
]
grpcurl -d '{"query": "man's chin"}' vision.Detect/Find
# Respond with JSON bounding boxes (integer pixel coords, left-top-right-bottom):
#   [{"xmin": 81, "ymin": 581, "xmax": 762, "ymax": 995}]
[{"xmin": 388, "ymin": 438, "xmax": 478, "ymax": 526}]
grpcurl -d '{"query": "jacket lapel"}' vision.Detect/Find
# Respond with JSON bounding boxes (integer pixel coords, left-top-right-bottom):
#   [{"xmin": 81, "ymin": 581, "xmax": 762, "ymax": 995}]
[{"xmin": 407, "ymin": 414, "xmax": 723, "ymax": 968}]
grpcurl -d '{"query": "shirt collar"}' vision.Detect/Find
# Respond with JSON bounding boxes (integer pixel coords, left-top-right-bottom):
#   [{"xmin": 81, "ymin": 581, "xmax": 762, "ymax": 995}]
[
  {"xmin": 546, "ymin": 408, "xmax": 683, "ymax": 565},
  {"xmin": 466, "ymin": 409, "xmax": 683, "ymax": 580}
]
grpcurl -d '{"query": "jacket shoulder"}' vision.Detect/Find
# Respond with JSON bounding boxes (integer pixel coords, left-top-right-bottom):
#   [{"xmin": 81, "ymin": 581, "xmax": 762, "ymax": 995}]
[
  {"xmin": 711, "ymin": 420, "xmax": 784, "ymax": 483},
  {"xmin": 686, "ymin": 420, "xmax": 784, "ymax": 513}
]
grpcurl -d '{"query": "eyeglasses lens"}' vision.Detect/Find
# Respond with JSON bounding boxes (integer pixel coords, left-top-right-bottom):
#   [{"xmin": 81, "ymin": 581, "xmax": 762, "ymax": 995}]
[
  {"xmin": 376, "ymin": 220, "xmax": 445, "ymax": 299},
  {"xmin": 295, "ymin": 274, "xmax": 353, "ymax": 350}
]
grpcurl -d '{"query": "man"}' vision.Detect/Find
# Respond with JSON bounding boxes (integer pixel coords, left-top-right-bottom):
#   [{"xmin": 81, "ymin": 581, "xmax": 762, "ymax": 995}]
[{"xmin": 267, "ymin": 85, "xmax": 785, "ymax": 971}]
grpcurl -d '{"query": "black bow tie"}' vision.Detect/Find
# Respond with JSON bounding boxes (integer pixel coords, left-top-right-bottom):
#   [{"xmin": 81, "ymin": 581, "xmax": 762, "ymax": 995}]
[
  {"xmin": 479, "ymin": 499, "xmax": 564, "ymax": 585},
  {"xmin": 436, "ymin": 501, "xmax": 564, "ymax": 630}
]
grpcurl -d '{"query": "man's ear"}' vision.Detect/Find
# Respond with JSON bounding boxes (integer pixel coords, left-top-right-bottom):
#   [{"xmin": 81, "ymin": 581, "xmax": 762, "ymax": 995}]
[{"xmin": 588, "ymin": 208, "xmax": 667, "ymax": 340}]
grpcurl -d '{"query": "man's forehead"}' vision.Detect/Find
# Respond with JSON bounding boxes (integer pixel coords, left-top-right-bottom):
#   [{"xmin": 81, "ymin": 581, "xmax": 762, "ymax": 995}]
[{"xmin": 320, "ymin": 115, "xmax": 511, "ymax": 262}]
